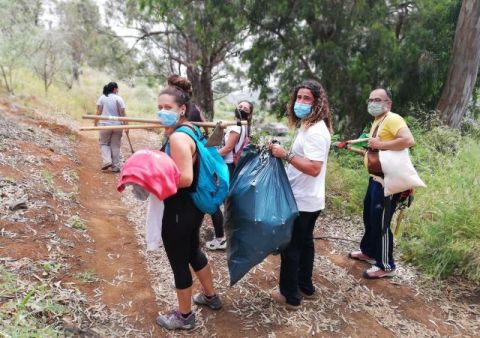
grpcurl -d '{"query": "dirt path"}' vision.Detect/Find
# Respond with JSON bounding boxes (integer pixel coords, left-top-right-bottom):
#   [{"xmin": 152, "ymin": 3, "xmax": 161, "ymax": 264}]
[{"xmin": 74, "ymin": 131, "xmax": 160, "ymax": 335}]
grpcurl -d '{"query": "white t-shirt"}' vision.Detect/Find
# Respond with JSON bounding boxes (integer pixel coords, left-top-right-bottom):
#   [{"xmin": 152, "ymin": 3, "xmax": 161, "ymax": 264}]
[
  {"xmin": 96, "ymin": 94, "xmax": 126, "ymax": 126},
  {"xmin": 223, "ymin": 125, "xmax": 247, "ymax": 164},
  {"xmin": 286, "ymin": 120, "xmax": 331, "ymax": 212}
]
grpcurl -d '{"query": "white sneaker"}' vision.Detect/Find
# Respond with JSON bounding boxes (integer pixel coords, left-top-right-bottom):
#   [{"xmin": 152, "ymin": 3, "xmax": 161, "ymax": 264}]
[
  {"xmin": 363, "ymin": 265, "xmax": 396, "ymax": 279},
  {"xmin": 206, "ymin": 237, "xmax": 227, "ymax": 250}
]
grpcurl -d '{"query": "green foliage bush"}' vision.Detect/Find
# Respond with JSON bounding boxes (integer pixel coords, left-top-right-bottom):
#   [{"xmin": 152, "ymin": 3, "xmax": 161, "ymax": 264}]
[{"xmin": 327, "ymin": 119, "xmax": 480, "ymax": 281}]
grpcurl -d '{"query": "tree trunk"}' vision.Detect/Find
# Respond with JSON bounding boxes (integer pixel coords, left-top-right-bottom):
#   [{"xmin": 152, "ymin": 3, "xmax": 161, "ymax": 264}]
[
  {"xmin": 73, "ymin": 63, "xmax": 80, "ymax": 83},
  {"xmin": 344, "ymin": 108, "xmax": 371, "ymax": 139},
  {"xmin": 437, "ymin": 0, "xmax": 480, "ymax": 128},
  {"xmin": 0, "ymin": 66, "xmax": 13, "ymax": 94},
  {"xmin": 186, "ymin": 65, "xmax": 215, "ymax": 120},
  {"xmin": 200, "ymin": 66, "xmax": 214, "ymax": 120}
]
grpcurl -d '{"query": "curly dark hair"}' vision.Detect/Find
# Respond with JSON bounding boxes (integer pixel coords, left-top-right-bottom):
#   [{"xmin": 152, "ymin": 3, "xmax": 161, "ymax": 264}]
[{"xmin": 287, "ymin": 80, "xmax": 332, "ymax": 132}]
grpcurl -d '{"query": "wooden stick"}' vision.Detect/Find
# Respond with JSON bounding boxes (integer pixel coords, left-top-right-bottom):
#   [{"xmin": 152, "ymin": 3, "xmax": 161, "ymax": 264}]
[
  {"xmin": 82, "ymin": 115, "xmax": 247, "ymax": 128},
  {"xmin": 80, "ymin": 124, "xmax": 165, "ymax": 131},
  {"xmin": 347, "ymin": 138, "xmax": 369, "ymax": 144}
]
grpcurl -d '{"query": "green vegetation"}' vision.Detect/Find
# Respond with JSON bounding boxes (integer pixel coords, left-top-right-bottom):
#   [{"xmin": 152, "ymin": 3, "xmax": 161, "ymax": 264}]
[
  {"xmin": 40, "ymin": 169, "xmax": 54, "ymax": 189},
  {"xmin": 65, "ymin": 215, "xmax": 86, "ymax": 231},
  {"xmin": 328, "ymin": 118, "xmax": 480, "ymax": 281},
  {"xmin": 75, "ymin": 270, "xmax": 100, "ymax": 283},
  {"xmin": 0, "ymin": 267, "xmax": 65, "ymax": 337}
]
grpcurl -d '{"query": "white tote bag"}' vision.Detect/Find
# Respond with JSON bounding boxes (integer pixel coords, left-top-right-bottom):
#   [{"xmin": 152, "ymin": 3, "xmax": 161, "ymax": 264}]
[{"xmin": 379, "ymin": 149, "xmax": 426, "ymax": 196}]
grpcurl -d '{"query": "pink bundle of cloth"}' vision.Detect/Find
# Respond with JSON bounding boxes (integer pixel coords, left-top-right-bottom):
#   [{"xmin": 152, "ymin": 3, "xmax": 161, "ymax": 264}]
[
  {"xmin": 117, "ymin": 149, "xmax": 180, "ymax": 251},
  {"xmin": 117, "ymin": 149, "xmax": 180, "ymax": 201}
]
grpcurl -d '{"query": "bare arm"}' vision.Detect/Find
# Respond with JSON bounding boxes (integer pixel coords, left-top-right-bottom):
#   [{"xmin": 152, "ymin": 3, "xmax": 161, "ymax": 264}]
[
  {"xmin": 169, "ymin": 132, "xmax": 196, "ymax": 188},
  {"xmin": 218, "ymin": 131, "xmax": 240, "ymax": 156},
  {"xmin": 368, "ymin": 126, "xmax": 415, "ymax": 150},
  {"xmin": 287, "ymin": 155, "xmax": 323, "ymax": 177},
  {"xmin": 346, "ymin": 145, "xmax": 367, "ymax": 156},
  {"xmin": 95, "ymin": 105, "xmax": 102, "ymax": 126},
  {"xmin": 270, "ymin": 144, "xmax": 323, "ymax": 177}
]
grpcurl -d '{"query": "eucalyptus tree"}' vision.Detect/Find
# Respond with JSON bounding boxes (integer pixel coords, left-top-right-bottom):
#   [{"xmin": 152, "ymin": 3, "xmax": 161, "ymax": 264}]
[{"xmin": 110, "ymin": 0, "xmax": 249, "ymax": 119}]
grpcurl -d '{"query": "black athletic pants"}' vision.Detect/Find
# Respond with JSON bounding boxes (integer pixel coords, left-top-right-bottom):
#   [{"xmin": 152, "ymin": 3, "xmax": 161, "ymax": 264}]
[
  {"xmin": 360, "ymin": 178, "xmax": 400, "ymax": 271},
  {"xmin": 162, "ymin": 191, "xmax": 207, "ymax": 289},
  {"xmin": 280, "ymin": 210, "xmax": 321, "ymax": 306},
  {"xmin": 210, "ymin": 162, "xmax": 236, "ymax": 238}
]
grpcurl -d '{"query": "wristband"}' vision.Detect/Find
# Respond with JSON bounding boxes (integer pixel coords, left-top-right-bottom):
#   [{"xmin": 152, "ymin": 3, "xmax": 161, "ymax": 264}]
[{"xmin": 285, "ymin": 151, "xmax": 295, "ymax": 163}]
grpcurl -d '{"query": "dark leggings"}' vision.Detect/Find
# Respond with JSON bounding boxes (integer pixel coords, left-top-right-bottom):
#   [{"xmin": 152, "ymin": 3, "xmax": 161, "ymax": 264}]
[
  {"xmin": 162, "ymin": 191, "xmax": 207, "ymax": 289},
  {"xmin": 210, "ymin": 162, "xmax": 236, "ymax": 238}
]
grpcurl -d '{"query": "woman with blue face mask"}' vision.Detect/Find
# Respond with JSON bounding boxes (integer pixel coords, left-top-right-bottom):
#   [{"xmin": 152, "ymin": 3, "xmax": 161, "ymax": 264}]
[
  {"xmin": 155, "ymin": 75, "xmax": 221, "ymax": 331},
  {"xmin": 270, "ymin": 80, "xmax": 333, "ymax": 310},
  {"xmin": 205, "ymin": 100, "xmax": 254, "ymax": 251}
]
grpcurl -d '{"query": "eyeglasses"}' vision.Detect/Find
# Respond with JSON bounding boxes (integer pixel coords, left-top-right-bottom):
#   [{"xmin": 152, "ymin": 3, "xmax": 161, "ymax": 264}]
[{"xmin": 367, "ymin": 98, "xmax": 390, "ymax": 104}]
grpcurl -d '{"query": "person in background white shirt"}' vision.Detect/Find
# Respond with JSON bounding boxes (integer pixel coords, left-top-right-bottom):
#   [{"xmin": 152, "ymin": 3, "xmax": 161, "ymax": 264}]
[
  {"xmin": 206, "ymin": 101, "xmax": 254, "ymax": 251},
  {"xmin": 270, "ymin": 80, "xmax": 332, "ymax": 310},
  {"xmin": 95, "ymin": 82, "xmax": 127, "ymax": 172}
]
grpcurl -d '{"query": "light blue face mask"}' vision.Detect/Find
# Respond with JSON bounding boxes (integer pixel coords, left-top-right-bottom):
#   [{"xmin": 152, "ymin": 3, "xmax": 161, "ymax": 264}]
[
  {"xmin": 367, "ymin": 102, "xmax": 385, "ymax": 117},
  {"xmin": 294, "ymin": 102, "xmax": 312, "ymax": 119},
  {"xmin": 157, "ymin": 110, "xmax": 179, "ymax": 126}
]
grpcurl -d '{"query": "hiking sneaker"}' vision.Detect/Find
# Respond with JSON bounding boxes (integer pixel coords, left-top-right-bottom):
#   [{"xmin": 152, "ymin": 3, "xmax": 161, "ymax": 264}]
[
  {"xmin": 193, "ymin": 293, "xmax": 223, "ymax": 310},
  {"xmin": 101, "ymin": 162, "xmax": 112, "ymax": 170},
  {"xmin": 363, "ymin": 265, "xmax": 396, "ymax": 279},
  {"xmin": 156, "ymin": 310, "xmax": 195, "ymax": 330},
  {"xmin": 111, "ymin": 167, "xmax": 121, "ymax": 173},
  {"xmin": 206, "ymin": 237, "xmax": 227, "ymax": 250},
  {"xmin": 270, "ymin": 290, "xmax": 301, "ymax": 311},
  {"xmin": 348, "ymin": 251, "xmax": 376, "ymax": 265}
]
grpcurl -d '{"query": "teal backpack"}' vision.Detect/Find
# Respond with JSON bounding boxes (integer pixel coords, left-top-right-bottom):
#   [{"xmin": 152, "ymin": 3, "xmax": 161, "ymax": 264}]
[{"xmin": 166, "ymin": 125, "xmax": 229, "ymax": 214}]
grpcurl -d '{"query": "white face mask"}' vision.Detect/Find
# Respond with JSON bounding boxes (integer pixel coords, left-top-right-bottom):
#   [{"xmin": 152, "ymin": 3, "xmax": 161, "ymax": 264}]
[{"xmin": 367, "ymin": 102, "xmax": 385, "ymax": 117}]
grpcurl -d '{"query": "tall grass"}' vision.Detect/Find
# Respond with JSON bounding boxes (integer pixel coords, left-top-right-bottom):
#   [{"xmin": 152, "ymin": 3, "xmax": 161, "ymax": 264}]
[
  {"xmin": 327, "ymin": 120, "xmax": 480, "ymax": 281},
  {"xmin": 400, "ymin": 133, "xmax": 480, "ymax": 280},
  {"xmin": 5, "ymin": 67, "xmax": 283, "ymax": 126},
  {"xmin": 9, "ymin": 68, "xmax": 160, "ymax": 120}
]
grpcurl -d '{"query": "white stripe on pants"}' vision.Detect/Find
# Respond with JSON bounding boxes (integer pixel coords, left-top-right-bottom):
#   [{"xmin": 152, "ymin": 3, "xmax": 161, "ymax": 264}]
[{"xmin": 381, "ymin": 195, "xmax": 392, "ymax": 271}]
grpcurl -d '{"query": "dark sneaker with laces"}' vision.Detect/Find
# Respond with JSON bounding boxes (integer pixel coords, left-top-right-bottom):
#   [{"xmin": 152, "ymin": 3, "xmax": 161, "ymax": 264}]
[
  {"xmin": 363, "ymin": 265, "xmax": 396, "ymax": 279},
  {"xmin": 156, "ymin": 310, "xmax": 195, "ymax": 330},
  {"xmin": 193, "ymin": 293, "xmax": 223, "ymax": 310},
  {"xmin": 348, "ymin": 250, "xmax": 376, "ymax": 265}
]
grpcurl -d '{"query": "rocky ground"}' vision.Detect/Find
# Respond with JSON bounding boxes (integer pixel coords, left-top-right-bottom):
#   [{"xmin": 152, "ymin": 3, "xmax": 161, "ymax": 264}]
[{"xmin": 0, "ymin": 96, "xmax": 479, "ymax": 337}]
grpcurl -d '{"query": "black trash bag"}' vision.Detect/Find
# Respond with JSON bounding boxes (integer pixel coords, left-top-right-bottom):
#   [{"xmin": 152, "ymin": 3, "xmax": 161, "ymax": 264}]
[{"xmin": 225, "ymin": 144, "xmax": 299, "ymax": 286}]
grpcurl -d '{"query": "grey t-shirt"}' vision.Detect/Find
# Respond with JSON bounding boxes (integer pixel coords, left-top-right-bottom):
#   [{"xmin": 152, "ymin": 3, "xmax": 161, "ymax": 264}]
[{"xmin": 96, "ymin": 94, "xmax": 126, "ymax": 126}]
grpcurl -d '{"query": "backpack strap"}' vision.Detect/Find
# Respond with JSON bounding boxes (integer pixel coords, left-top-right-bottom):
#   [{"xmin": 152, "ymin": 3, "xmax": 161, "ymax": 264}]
[
  {"xmin": 368, "ymin": 113, "xmax": 389, "ymax": 153},
  {"xmin": 372, "ymin": 113, "xmax": 389, "ymax": 138},
  {"xmin": 167, "ymin": 124, "xmax": 201, "ymax": 192},
  {"xmin": 175, "ymin": 124, "xmax": 204, "ymax": 143}
]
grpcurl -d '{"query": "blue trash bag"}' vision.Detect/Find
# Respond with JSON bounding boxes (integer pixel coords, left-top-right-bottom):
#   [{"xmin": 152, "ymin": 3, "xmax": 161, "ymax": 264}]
[{"xmin": 225, "ymin": 144, "xmax": 299, "ymax": 286}]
